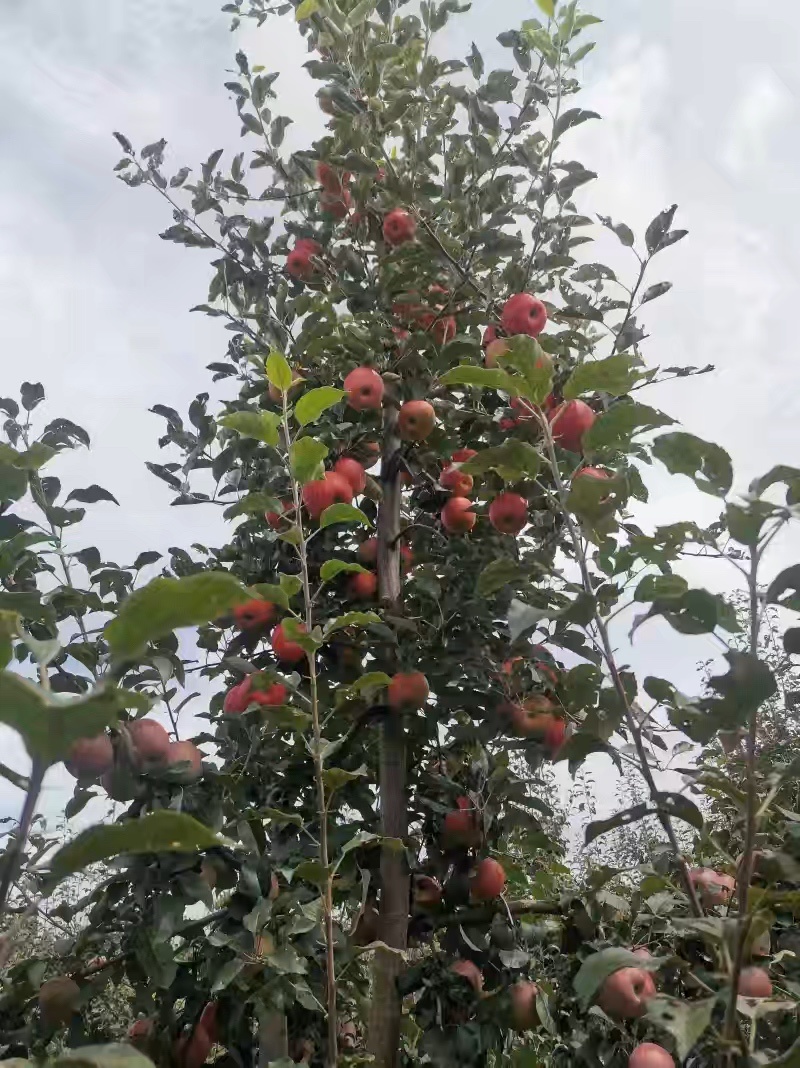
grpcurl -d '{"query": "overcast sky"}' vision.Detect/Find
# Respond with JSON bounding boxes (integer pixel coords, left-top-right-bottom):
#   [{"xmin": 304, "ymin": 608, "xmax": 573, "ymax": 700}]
[{"xmin": 1, "ymin": 0, "xmax": 798, "ymax": 836}]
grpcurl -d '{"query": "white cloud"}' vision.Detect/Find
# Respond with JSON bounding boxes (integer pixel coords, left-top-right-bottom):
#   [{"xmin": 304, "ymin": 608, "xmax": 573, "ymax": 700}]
[{"xmin": 720, "ymin": 65, "xmax": 795, "ymax": 178}]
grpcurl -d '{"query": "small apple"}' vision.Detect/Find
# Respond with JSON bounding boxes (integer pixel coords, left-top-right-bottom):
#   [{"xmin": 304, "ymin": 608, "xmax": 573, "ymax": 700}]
[
  {"xmin": 348, "ymin": 571, "xmax": 378, "ymax": 600},
  {"xmin": 271, "ymin": 623, "xmax": 307, "ymax": 664},
  {"xmin": 441, "ymin": 497, "xmax": 476, "ymax": 533},
  {"xmin": 482, "ymin": 325, "xmax": 500, "ymax": 349},
  {"xmin": 484, "ymin": 338, "xmax": 508, "ymax": 367},
  {"xmin": 596, "ymin": 967, "xmax": 656, "ymax": 1019},
  {"xmin": 451, "ymin": 448, "xmax": 477, "ymax": 463},
  {"xmin": 302, "ymin": 470, "xmax": 354, "ymax": 518},
  {"xmin": 629, "ymin": 1044, "xmax": 675, "ymax": 1068},
  {"xmin": 450, "ymin": 959, "xmax": 483, "ymax": 992},
  {"xmin": 128, "ymin": 718, "xmax": 171, "ymax": 767},
  {"xmin": 233, "ymin": 599, "xmax": 277, "ymax": 632},
  {"xmin": 316, "ymin": 161, "xmax": 349, "ymax": 194},
  {"xmin": 167, "ymin": 740, "xmax": 203, "ymax": 782},
  {"xmin": 334, "ymin": 457, "xmax": 366, "ymax": 495},
  {"xmin": 383, "ymin": 208, "xmax": 416, "ymax": 246},
  {"xmin": 470, "ymin": 857, "xmax": 506, "ymax": 900},
  {"xmin": 575, "ymin": 466, "xmax": 610, "ymax": 483},
  {"xmin": 739, "ymin": 966, "xmax": 772, "ymax": 997},
  {"xmin": 175, "ymin": 1026, "xmax": 212, "ymax": 1068},
  {"xmin": 500, "ymin": 293, "xmax": 547, "ymax": 337},
  {"xmin": 286, "ymin": 239, "xmax": 322, "ymax": 281},
  {"xmin": 344, "ymin": 366, "xmax": 384, "ymax": 410},
  {"xmin": 338, "ymin": 1020, "xmax": 358, "ymax": 1051},
  {"xmin": 38, "ymin": 976, "xmax": 80, "ymax": 1027},
  {"xmin": 398, "ymin": 399, "xmax": 435, "ymax": 441},
  {"xmin": 443, "ymin": 797, "xmax": 480, "ymax": 847},
  {"xmin": 128, "ymin": 1018, "xmax": 155, "ymax": 1050},
  {"xmin": 441, "ymin": 464, "xmax": 473, "ymax": 496},
  {"xmin": 510, "ymin": 981, "xmax": 539, "ymax": 1031},
  {"xmin": 499, "ymin": 416, "xmax": 518, "ymax": 431},
  {"xmin": 388, "ymin": 671, "xmax": 429, "ymax": 711},
  {"xmin": 65, "ymin": 734, "xmax": 114, "ymax": 779},
  {"xmin": 489, "ymin": 492, "xmax": 527, "ymax": 535},
  {"xmin": 413, "ymin": 874, "xmax": 443, "ymax": 910},
  {"xmin": 400, "ymin": 544, "xmax": 413, "ymax": 573},
  {"xmin": 548, "ymin": 399, "xmax": 595, "ymax": 453},
  {"xmin": 358, "ymin": 537, "xmax": 378, "ymax": 565}
]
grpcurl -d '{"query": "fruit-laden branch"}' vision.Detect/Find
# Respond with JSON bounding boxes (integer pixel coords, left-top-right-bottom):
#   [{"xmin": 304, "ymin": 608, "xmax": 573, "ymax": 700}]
[
  {"xmin": 367, "ymin": 404, "xmax": 409, "ymax": 1068},
  {"xmin": 280, "ymin": 392, "xmax": 338, "ymax": 1068},
  {"xmin": 535, "ymin": 412, "xmax": 704, "ymax": 918}
]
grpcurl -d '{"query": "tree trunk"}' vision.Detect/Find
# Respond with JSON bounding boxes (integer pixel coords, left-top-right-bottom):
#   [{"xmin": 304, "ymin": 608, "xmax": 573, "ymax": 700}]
[{"xmin": 367, "ymin": 405, "xmax": 409, "ymax": 1068}]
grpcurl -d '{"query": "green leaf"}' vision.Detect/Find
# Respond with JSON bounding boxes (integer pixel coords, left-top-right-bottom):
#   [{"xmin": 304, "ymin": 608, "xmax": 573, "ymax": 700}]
[
  {"xmin": 767, "ymin": 564, "xmax": 800, "ymax": 613},
  {"xmin": 0, "ymin": 674, "xmax": 125, "ymax": 766},
  {"xmin": 323, "ymin": 764, "xmax": 368, "ymax": 794},
  {"xmin": 294, "ymin": 387, "xmax": 345, "ymax": 427},
  {"xmin": 293, "ymin": 859, "xmax": 331, "ymax": 886},
  {"xmin": 574, "ymin": 947, "xmax": 662, "ymax": 1009},
  {"xmin": 52, "ymin": 1044, "xmax": 159, "ymax": 1068},
  {"xmin": 283, "ymin": 618, "xmax": 322, "ymax": 653},
  {"xmin": 0, "ymin": 462, "xmax": 28, "ymax": 503},
  {"xmin": 750, "ymin": 464, "xmax": 800, "ymax": 506},
  {"xmin": 64, "ymin": 485, "xmax": 119, "ymax": 506},
  {"xmin": 350, "ymin": 671, "xmax": 391, "ymax": 695},
  {"xmin": 106, "ymin": 572, "xmax": 251, "ymax": 659},
  {"xmin": 553, "ymin": 108, "xmax": 600, "ymax": 140},
  {"xmin": 295, "ymin": 0, "xmax": 320, "ymax": 18},
  {"xmin": 46, "ymin": 811, "xmax": 219, "ymax": 882},
  {"xmin": 347, "ymin": 0, "xmax": 375, "ymax": 26},
  {"xmin": 477, "ymin": 558, "xmax": 527, "ymax": 597},
  {"xmin": 507, "ymin": 598, "xmax": 551, "ymax": 642},
  {"xmin": 260, "ymin": 807, "xmax": 305, "ymax": 827},
  {"xmin": 563, "ymin": 354, "xmax": 644, "ymax": 400},
  {"xmin": 0, "ymin": 611, "xmax": 18, "ymax": 669},
  {"xmin": 320, "ymin": 560, "xmax": 368, "ymax": 582},
  {"xmin": 323, "ymin": 611, "xmax": 380, "ymax": 638},
  {"xmin": 645, "ymin": 997, "xmax": 715, "ymax": 1061},
  {"xmin": 280, "ymin": 574, "xmax": 303, "ymax": 599},
  {"xmin": 290, "ymin": 437, "xmax": 328, "ymax": 484},
  {"xmin": 266, "ymin": 350, "xmax": 293, "ymax": 392},
  {"xmin": 584, "ymin": 401, "xmax": 673, "ymax": 451},
  {"xmin": 652, "ymin": 432, "xmax": 733, "ymax": 497},
  {"xmin": 16, "ymin": 443, "xmax": 57, "ymax": 470},
  {"xmin": 320, "ymin": 504, "xmax": 371, "ymax": 529},
  {"xmin": 249, "ymin": 583, "xmax": 290, "ymax": 609},
  {"xmin": 497, "ymin": 336, "xmax": 553, "ymax": 405},
  {"xmin": 726, "ymin": 501, "xmax": 769, "ymax": 547},
  {"xmin": 634, "ymin": 574, "xmax": 688, "ymax": 603},
  {"xmin": 535, "ymin": 0, "xmax": 555, "ymax": 16},
  {"xmin": 220, "ymin": 410, "xmax": 280, "ymax": 446},
  {"xmin": 439, "ymin": 366, "xmax": 520, "ymax": 395},
  {"xmin": 585, "ymin": 802, "xmax": 652, "ymax": 846},
  {"xmin": 462, "ymin": 441, "xmax": 541, "ymax": 481},
  {"xmin": 211, "ymin": 958, "xmax": 247, "ymax": 992},
  {"xmin": 223, "ymin": 491, "xmax": 282, "ymax": 519},
  {"xmin": 655, "ymin": 791, "xmax": 704, "ymax": 831}
]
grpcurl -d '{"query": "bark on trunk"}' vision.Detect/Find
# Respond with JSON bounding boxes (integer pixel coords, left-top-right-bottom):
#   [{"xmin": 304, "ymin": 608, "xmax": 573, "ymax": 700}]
[{"xmin": 367, "ymin": 405, "xmax": 409, "ymax": 1068}]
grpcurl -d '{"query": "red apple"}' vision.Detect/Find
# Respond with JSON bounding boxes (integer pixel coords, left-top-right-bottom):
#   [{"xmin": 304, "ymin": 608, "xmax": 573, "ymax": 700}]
[
  {"xmin": 548, "ymin": 399, "xmax": 595, "ymax": 453},
  {"xmin": 38, "ymin": 976, "xmax": 80, "ymax": 1027},
  {"xmin": 320, "ymin": 188, "xmax": 351, "ymax": 219},
  {"xmin": 441, "ymin": 497, "xmax": 476, "ymax": 533},
  {"xmin": 443, "ymin": 797, "xmax": 480, "ymax": 847},
  {"xmin": 271, "ymin": 623, "xmax": 307, "ymax": 664},
  {"xmin": 398, "ymin": 400, "xmax": 435, "ymax": 441},
  {"xmin": 510, "ymin": 981, "xmax": 539, "ymax": 1031},
  {"xmin": 167, "ymin": 740, "xmax": 203, "ymax": 781},
  {"xmin": 452, "ymin": 448, "xmax": 477, "ymax": 463},
  {"xmin": 129, "ymin": 719, "xmax": 171, "ymax": 766},
  {"xmin": 470, "ymin": 857, "xmax": 506, "ymax": 901},
  {"xmin": 441, "ymin": 464, "xmax": 473, "ymax": 496},
  {"xmin": 334, "ymin": 457, "xmax": 366, "ymax": 495},
  {"xmin": 489, "ymin": 492, "xmax": 527, "ymax": 535},
  {"xmin": 629, "ymin": 1044, "xmax": 675, "ymax": 1068},
  {"xmin": 388, "ymin": 671, "xmax": 429, "ymax": 711},
  {"xmin": 265, "ymin": 499, "xmax": 293, "ymax": 529},
  {"xmin": 286, "ymin": 239, "xmax": 322, "ymax": 281},
  {"xmin": 400, "ymin": 544, "xmax": 413, "ymax": 573},
  {"xmin": 739, "ymin": 966, "xmax": 772, "ymax": 998},
  {"xmin": 500, "ymin": 293, "xmax": 547, "ymax": 337},
  {"xmin": 575, "ymin": 466, "xmax": 610, "ymax": 483},
  {"xmin": 482, "ymin": 325, "xmax": 500, "ymax": 349},
  {"xmin": 224, "ymin": 676, "xmax": 287, "ymax": 713},
  {"xmin": 316, "ymin": 161, "xmax": 349, "ymax": 194},
  {"xmin": 358, "ymin": 537, "xmax": 378, "ymax": 565},
  {"xmin": 499, "ymin": 417, "xmax": 518, "ymax": 431},
  {"xmin": 347, "ymin": 571, "xmax": 378, "ymax": 600},
  {"xmin": 688, "ymin": 867, "xmax": 736, "ymax": 907},
  {"xmin": 65, "ymin": 734, "xmax": 114, "ymax": 778},
  {"xmin": 484, "ymin": 339, "xmax": 508, "ymax": 367},
  {"xmin": 127, "ymin": 1018, "xmax": 154, "ymax": 1050},
  {"xmin": 383, "ymin": 208, "xmax": 416, "ymax": 246},
  {"xmin": 419, "ymin": 311, "xmax": 456, "ymax": 345},
  {"xmin": 302, "ymin": 471, "xmax": 354, "ymax": 519},
  {"xmin": 175, "ymin": 1025, "xmax": 212, "ymax": 1068},
  {"xmin": 450, "ymin": 959, "xmax": 483, "ymax": 992},
  {"xmin": 597, "ymin": 967, "xmax": 656, "ymax": 1019},
  {"xmin": 344, "ymin": 367, "xmax": 384, "ymax": 411},
  {"xmin": 233, "ymin": 599, "xmax": 276, "ymax": 632}
]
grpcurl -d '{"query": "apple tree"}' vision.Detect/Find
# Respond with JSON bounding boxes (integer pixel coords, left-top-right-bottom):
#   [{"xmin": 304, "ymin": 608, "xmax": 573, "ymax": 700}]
[{"xmin": 2, "ymin": 2, "xmax": 800, "ymax": 1068}]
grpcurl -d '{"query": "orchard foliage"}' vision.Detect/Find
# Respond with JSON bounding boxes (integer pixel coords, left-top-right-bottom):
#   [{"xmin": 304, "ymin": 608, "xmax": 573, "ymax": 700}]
[{"xmin": 2, "ymin": 2, "xmax": 800, "ymax": 1068}]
